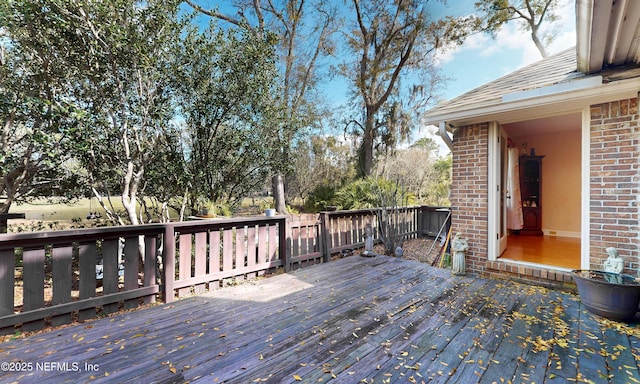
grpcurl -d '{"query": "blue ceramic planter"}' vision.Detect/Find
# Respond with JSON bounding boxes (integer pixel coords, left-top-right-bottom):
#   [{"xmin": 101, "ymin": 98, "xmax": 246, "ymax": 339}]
[{"xmin": 572, "ymin": 270, "xmax": 640, "ymax": 321}]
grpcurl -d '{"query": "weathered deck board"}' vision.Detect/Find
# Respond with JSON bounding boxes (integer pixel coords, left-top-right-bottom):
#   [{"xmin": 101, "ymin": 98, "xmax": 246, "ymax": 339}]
[{"xmin": 1, "ymin": 255, "xmax": 639, "ymax": 384}]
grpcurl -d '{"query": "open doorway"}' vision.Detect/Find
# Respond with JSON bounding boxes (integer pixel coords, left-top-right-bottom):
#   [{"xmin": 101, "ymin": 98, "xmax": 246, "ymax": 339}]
[{"xmin": 500, "ymin": 113, "xmax": 582, "ymax": 269}]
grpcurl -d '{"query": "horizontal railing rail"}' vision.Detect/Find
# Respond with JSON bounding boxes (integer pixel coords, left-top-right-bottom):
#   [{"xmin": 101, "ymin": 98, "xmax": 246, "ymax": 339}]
[{"xmin": 0, "ymin": 206, "xmax": 449, "ymax": 333}]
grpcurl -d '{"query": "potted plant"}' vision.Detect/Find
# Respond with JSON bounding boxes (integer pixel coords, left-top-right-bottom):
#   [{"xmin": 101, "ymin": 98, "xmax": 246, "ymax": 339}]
[{"xmin": 572, "ymin": 270, "xmax": 640, "ymax": 321}]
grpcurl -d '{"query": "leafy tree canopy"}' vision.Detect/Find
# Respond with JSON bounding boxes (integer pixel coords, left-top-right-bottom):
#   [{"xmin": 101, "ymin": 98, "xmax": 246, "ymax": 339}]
[{"xmin": 474, "ymin": 0, "xmax": 564, "ymax": 57}]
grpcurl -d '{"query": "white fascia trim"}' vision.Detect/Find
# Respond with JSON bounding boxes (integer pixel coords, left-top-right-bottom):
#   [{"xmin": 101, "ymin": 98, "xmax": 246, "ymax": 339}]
[
  {"xmin": 425, "ymin": 76, "xmax": 640, "ymax": 126},
  {"xmin": 502, "ymin": 76, "xmax": 603, "ymax": 102}
]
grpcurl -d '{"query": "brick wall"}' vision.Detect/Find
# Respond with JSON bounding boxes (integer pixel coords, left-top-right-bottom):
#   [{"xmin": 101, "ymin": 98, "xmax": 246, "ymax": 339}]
[
  {"xmin": 451, "ymin": 123, "xmax": 489, "ymax": 275},
  {"xmin": 589, "ymin": 97, "xmax": 640, "ymax": 274}
]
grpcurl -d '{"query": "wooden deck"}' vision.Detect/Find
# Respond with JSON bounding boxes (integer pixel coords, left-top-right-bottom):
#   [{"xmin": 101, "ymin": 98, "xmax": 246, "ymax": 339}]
[{"xmin": 1, "ymin": 255, "xmax": 639, "ymax": 384}]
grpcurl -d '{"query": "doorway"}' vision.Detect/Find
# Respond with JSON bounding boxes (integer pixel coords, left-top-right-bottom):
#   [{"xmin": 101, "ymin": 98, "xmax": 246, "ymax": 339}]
[{"xmin": 492, "ymin": 114, "xmax": 583, "ymax": 269}]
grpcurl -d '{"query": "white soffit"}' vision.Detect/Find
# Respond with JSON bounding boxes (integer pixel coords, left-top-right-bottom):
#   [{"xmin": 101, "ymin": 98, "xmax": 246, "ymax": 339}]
[
  {"xmin": 502, "ymin": 76, "xmax": 603, "ymax": 102},
  {"xmin": 577, "ymin": 0, "xmax": 640, "ymax": 73}
]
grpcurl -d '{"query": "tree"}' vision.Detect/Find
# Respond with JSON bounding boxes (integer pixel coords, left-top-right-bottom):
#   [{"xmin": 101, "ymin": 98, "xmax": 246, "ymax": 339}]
[
  {"xmin": 375, "ymin": 138, "xmax": 451, "ymax": 205},
  {"xmin": 2, "ymin": 0, "xmax": 186, "ymax": 225},
  {"xmin": 430, "ymin": 154, "xmax": 452, "ymax": 206},
  {"xmin": 376, "ymin": 137, "xmax": 439, "ymax": 203},
  {"xmin": 340, "ymin": 0, "xmax": 476, "ymax": 177},
  {"xmin": 171, "ymin": 22, "xmax": 285, "ymax": 212},
  {"xmin": 475, "ymin": 0, "xmax": 563, "ymax": 58},
  {"xmin": 64, "ymin": 0, "xmax": 186, "ymax": 226},
  {"xmin": 287, "ymin": 135, "xmax": 357, "ymax": 204},
  {"xmin": 3, "ymin": 0, "xmax": 293, "ymax": 225},
  {"xmin": 0, "ymin": 1, "xmax": 87, "ymax": 214},
  {"xmin": 185, "ymin": 0, "xmax": 338, "ymax": 214},
  {"xmin": 137, "ymin": 124, "xmax": 189, "ymax": 222}
]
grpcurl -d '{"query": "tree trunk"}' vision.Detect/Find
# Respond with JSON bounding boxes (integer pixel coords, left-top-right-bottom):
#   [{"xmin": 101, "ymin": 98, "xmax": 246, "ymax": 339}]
[
  {"xmin": 360, "ymin": 113, "xmax": 375, "ymax": 177},
  {"xmin": 530, "ymin": 29, "xmax": 548, "ymax": 58},
  {"xmin": 272, "ymin": 174, "xmax": 288, "ymax": 214}
]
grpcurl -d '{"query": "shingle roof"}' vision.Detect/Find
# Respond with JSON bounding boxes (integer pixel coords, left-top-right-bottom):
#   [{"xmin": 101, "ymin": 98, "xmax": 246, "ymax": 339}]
[{"xmin": 425, "ymin": 47, "xmax": 582, "ymax": 120}]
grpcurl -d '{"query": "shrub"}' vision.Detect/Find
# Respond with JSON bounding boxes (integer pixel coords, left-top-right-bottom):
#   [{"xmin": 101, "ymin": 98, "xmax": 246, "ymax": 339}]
[
  {"xmin": 304, "ymin": 185, "xmax": 337, "ymax": 212},
  {"xmin": 304, "ymin": 177, "xmax": 416, "ymax": 212},
  {"xmin": 335, "ymin": 177, "xmax": 415, "ymax": 210}
]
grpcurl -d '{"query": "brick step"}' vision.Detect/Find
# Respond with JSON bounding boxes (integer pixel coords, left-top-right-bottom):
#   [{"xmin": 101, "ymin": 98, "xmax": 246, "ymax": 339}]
[{"xmin": 484, "ymin": 260, "xmax": 576, "ymax": 291}]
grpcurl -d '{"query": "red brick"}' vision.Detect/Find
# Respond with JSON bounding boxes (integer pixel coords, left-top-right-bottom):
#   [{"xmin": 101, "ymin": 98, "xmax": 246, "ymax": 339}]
[{"xmin": 589, "ymin": 97, "xmax": 640, "ymax": 274}]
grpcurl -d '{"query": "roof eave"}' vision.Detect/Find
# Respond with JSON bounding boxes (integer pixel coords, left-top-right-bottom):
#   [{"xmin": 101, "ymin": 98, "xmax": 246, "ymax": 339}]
[{"xmin": 424, "ymin": 77, "xmax": 640, "ymax": 128}]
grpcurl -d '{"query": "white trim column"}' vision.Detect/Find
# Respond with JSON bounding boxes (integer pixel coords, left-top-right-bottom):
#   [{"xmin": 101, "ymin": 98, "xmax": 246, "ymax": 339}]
[
  {"xmin": 487, "ymin": 122, "xmax": 500, "ymax": 261},
  {"xmin": 581, "ymin": 107, "xmax": 590, "ymax": 270}
]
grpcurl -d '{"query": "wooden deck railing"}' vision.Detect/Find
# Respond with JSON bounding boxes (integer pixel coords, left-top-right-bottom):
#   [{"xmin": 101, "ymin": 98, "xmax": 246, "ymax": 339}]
[
  {"xmin": 0, "ymin": 206, "xmax": 449, "ymax": 333},
  {"xmin": 319, "ymin": 206, "xmax": 450, "ymax": 256},
  {"xmin": 0, "ymin": 225, "xmax": 164, "ymax": 332},
  {"xmin": 163, "ymin": 217, "xmax": 288, "ymax": 302}
]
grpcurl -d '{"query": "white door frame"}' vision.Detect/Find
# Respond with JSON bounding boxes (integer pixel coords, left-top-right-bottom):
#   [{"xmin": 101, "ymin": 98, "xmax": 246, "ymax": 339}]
[
  {"xmin": 581, "ymin": 108, "xmax": 590, "ymax": 270},
  {"xmin": 487, "ymin": 122, "xmax": 508, "ymax": 261}
]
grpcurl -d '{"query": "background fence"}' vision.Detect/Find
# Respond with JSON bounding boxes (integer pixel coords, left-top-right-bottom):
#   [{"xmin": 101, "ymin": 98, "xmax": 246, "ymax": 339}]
[{"xmin": 0, "ymin": 206, "xmax": 450, "ymax": 333}]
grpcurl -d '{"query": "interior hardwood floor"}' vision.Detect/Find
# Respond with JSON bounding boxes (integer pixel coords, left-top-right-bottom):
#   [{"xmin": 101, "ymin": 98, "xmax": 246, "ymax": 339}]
[{"xmin": 500, "ymin": 234, "xmax": 581, "ymax": 269}]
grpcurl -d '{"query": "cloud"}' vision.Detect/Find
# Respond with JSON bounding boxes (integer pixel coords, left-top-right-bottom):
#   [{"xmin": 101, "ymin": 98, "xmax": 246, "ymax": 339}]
[
  {"xmin": 436, "ymin": 1, "xmax": 575, "ymax": 68},
  {"xmin": 485, "ymin": 23, "xmax": 529, "ymax": 55},
  {"xmin": 435, "ymin": 32, "xmax": 488, "ymax": 65},
  {"xmin": 435, "ymin": 21, "xmax": 529, "ymax": 66}
]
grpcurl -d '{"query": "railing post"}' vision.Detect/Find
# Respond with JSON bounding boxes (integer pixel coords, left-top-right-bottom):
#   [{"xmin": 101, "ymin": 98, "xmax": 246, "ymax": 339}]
[
  {"xmin": 162, "ymin": 224, "xmax": 175, "ymax": 303},
  {"xmin": 279, "ymin": 217, "xmax": 290, "ymax": 272},
  {"xmin": 144, "ymin": 235, "xmax": 157, "ymax": 304},
  {"xmin": 285, "ymin": 216, "xmax": 291, "ymax": 271},
  {"xmin": 319, "ymin": 212, "xmax": 331, "ymax": 263}
]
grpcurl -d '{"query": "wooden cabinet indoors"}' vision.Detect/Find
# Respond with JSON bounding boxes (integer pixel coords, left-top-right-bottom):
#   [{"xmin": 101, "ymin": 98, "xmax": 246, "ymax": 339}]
[{"xmin": 519, "ymin": 155, "xmax": 544, "ymax": 236}]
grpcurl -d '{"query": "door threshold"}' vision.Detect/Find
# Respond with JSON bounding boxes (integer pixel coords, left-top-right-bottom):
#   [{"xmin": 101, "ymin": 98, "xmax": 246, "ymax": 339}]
[
  {"xmin": 498, "ymin": 257, "xmax": 573, "ymax": 272},
  {"xmin": 486, "ymin": 259, "xmax": 576, "ymax": 290}
]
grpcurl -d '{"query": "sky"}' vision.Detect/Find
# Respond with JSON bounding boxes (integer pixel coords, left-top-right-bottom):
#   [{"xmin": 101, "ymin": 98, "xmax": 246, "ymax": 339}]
[
  {"xmin": 189, "ymin": 0, "xmax": 578, "ymax": 155},
  {"xmin": 412, "ymin": 0, "xmax": 577, "ymax": 154},
  {"xmin": 432, "ymin": 1, "xmax": 576, "ymax": 101}
]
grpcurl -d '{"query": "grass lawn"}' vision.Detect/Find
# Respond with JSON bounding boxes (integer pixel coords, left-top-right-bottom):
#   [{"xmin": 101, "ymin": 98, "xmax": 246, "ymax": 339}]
[
  {"xmin": 8, "ymin": 198, "xmax": 109, "ymax": 221},
  {"xmin": 6, "ymin": 196, "xmax": 274, "ymax": 231}
]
